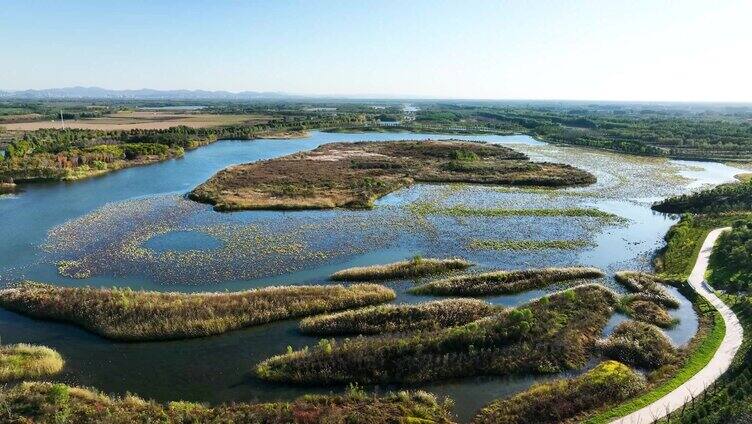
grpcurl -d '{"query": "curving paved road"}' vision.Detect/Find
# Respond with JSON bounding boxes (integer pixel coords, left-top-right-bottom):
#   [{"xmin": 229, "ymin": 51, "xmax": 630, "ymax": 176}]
[{"xmin": 611, "ymin": 227, "xmax": 743, "ymax": 424}]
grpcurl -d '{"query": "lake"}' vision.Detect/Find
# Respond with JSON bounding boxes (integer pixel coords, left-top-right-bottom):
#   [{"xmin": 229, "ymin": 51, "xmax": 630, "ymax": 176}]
[{"xmin": 0, "ymin": 131, "xmax": 743, "ymax": 421}]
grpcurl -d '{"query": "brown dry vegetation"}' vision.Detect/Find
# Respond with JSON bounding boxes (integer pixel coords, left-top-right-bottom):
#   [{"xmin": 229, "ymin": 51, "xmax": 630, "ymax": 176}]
[
  {"xmin": 330, "ymin": 257, "xmax": 472, "ymax": 281},
  {"xmin": 410, "ymin": 267, "xmax": 604, "ymax": 296},
  {"xmin": 0, "ymin": 282, "xmax": 395, "ymax": 341},
  {"xmin": 299, "ymin": 299, "xmax": 499, "ymax": 336},
  {"xmin": 189, "ymin": 140, "xmax": 596, "ymax": 211},
  {"xmin": 0, "ymin": 382, "xmax": 456, "ymax": 424}
]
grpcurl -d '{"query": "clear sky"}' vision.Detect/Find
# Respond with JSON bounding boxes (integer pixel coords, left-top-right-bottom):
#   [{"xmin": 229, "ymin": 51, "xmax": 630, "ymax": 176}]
[{"xmin": 1, "ymin": 0, "xmax": 750, "ymax": 101}]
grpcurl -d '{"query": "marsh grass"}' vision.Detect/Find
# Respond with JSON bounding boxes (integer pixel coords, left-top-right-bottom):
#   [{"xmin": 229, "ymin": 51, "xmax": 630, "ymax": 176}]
[
  {"xmin": 468, "ymin": 239, "xmax": 590, "ymax": 251},
  {"xmin": 299, "ymin": 299, "xmax": 499, "ymax": 336},
  {"xmin": 0, "ymin": 344, "xmax": 64, "ymax": 381},
  {"xmin": 410, "ymin": 267, "xmax": 604, "ymax": 296},
  {"xmin": 256, "ymin": 284, "xmax": 618, "ymax": 385},
  {"xmin": 0, "ymin": 382, "xmax": 456, "ymax": 423},
  {"xmin": 472, "ymin": 361, "xmax": 646, "ymax": 424},
  {"xmin": 0, "ymin": 282, "xmax": 396, "ymax": 341},
  {"xmin": 597, "ymin": 321, "xmax": 678, "ymax": 370},
  {"xmin": 409, "ymin": 202, "xmax": 621, "ymax": 221},
  {"xmin": 330, "ymin": 257, "xmax": 472, "ymax": 281}
]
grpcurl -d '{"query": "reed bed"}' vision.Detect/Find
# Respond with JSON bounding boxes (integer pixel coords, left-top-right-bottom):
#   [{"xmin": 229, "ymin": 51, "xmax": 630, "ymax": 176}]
[
  {"xmin": 597, "ymin": 321, "xmax": 678, "ymax": 369},
  {"xmin": 0, "ymin": 282, "xmax": 395, "ymax": 341},
  {"xmin": 410, "ymin": 267, "xmax": 604, "ymax": 296},
  {"xmin": 256, "ymin": 284, "xmax": 618, "ymax": 385},
  {"xmin": 299, "ymin": 299, "xmax": 499, "ymax": 336},
  {"xmin": 468, "ymin": 239, "xmax": 590, "ymax": 251},
  {"xmin": 615, "ymin": 271, "xmax": 681, "ymax": 309},
  {"xmin": 0, "ymin": 344, "xmax": 64, "ymax": 381},
  {"xmin": 330, "ymin": 257, "xmax": 472, "ymax": 281},
  {"xmin": 472, "ymin": 361, "xmax": 645, "ymax": 424},
  {"xmin": 0, "ymin": 382, "xmax": 456, "ymax": 423}
]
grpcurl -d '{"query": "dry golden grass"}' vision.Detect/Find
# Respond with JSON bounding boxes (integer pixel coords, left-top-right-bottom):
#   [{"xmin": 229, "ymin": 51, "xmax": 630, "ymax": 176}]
[
  {"xmin": 0, "ymin": 282, "xmax": 396, "ymax": 341},
  {"xmin": 0, "ymin": 344, "xmax": 64, "ymax": 381},
  {"xmin": 2, "ymin": 112, "xmax": 270, "ymax": 131},
  {"xmin": 330, "ymin": 257, "xmax": 472, "ymax": 281}
]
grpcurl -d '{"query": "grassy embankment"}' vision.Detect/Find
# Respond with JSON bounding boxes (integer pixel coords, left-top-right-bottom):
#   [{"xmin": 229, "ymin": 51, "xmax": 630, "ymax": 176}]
[
  {"xmin": 472, "ymin": 361, "xmax": 646, "ymax": 424},
  {"xmin": 256, "ymin": 284, "xmax": 618, "ymax": 385},
  {"xmin": 0, "ymin": 344, "xmax": 64, "ymax": 381},
  {"xmin": 0, "ymin": 282, "xmax": 395, "ymax": 341},
  {"xmin": 409, "ymin": 267, "xmax": 604, "ymax": 296},
  {"xmin": 189, "ymin": 140, "xmax": 596, "ymax": 211},
  {"xmin": 0, "ymin": 382, "xmax": 456, "ymax": 423},
  {"xmin": 330, "ymin": 256, "xmax": 471, "ymax": 281},
  {"xmin": 299, "ymin": 299, "xmax": 499, "ymax": 336}
]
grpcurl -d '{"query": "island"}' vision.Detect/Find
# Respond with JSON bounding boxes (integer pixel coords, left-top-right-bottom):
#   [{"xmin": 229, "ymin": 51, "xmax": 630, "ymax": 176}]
[{"xmin": 189, "ymin": 140, "xmax": 597, "ymax": 211}]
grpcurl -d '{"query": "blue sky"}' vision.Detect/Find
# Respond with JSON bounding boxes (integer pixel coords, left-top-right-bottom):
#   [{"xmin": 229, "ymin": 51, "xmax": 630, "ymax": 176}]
[{"xmin": 1, "ymin": 0, "xmax": 750, "ymax": 101}]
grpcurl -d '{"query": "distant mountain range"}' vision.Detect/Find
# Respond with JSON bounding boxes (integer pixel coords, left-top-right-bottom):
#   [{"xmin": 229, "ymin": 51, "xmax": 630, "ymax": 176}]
[{"xmin": 0, "ymin": 87, "xmax": 295, "ymax": 100}]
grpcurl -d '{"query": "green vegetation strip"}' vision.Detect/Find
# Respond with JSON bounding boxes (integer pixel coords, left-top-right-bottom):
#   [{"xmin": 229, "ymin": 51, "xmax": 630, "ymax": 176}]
[
  {"xmin": 0, "ymin": 282, "xmax": 395, "ymax": 341},
  {"xmin": 330, "ymin": 256, "xmax": 472, "ymax": 281},
  {"xmin": 299, "ymin": 299, "xmax": 499, "ymax": 336},
  {"xmin": 469, "ymin": 239, "xmax": 590, "ymax": 251},
  {"xmin": 584, "ymin": 301, "xmax": 725, "ymax": 424},
  {"xmin": 410, "ymin": 202, "xmax": 621, "ymax": 220},
  {"xmin": 410, "ymin": 267, "xmax": 604, "ymax": 296},
  {"xmin": 0, "ymin": 382, "xmax": 455, "ymax": 423},
  {"xmin": 0, "ymin": 344, "xmax": 64, "ymax": 381}
]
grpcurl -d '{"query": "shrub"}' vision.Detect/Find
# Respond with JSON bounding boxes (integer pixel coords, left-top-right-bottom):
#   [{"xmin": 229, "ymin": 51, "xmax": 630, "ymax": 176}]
[{"xmin": 597, "ymin": 321, "xmax": 678, "ymax": 369}]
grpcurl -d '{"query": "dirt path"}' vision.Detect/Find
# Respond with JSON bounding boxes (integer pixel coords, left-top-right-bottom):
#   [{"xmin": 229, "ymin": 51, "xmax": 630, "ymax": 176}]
[{"xmin": 611, "ymin": 227, "xmax": 743, "ymax": 423}]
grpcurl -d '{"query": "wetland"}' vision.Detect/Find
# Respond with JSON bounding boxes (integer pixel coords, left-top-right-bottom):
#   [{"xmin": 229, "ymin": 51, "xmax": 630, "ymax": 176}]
[{"xmin": 0, "ymin": 130, "xmax": 746, "ymax": 421}]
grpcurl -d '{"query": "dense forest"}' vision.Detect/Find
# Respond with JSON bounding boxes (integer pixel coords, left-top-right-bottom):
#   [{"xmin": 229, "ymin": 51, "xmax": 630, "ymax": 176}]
[
  {"xmin": 709, "ymin": 220, "xmax": 752, "ymax": 291},
  {"xmin": 653, "ymin": 180, "xmax": 752, "ymax": 214}
]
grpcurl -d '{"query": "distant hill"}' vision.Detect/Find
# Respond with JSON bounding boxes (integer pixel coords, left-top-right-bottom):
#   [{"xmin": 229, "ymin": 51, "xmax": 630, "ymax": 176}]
[{"xmin": 0, "ymin": 87, "xmax": 295, "ymax": 100}]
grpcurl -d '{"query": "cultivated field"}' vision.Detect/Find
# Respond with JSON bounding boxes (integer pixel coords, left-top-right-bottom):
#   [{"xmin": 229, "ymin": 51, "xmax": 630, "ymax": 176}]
[{"xmin": 1, "ymin": 111, "xmax": 271, "ymax": 130}]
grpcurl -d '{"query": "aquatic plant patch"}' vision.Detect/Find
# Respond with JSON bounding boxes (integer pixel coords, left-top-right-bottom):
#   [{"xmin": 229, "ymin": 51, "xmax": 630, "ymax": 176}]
[
  {"xmin": 468, "ymin": 239, "xmax": 591, "ymax": 251},
  {"xmin": 330, "ymin": 257, "xmax": 472, "ymax": 281}
]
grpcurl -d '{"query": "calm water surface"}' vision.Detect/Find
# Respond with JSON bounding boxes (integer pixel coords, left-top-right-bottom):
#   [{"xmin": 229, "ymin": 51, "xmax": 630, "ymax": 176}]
[{"xmin": 0, "ymin": 131, "xmax": 743, "ymax": 421}]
